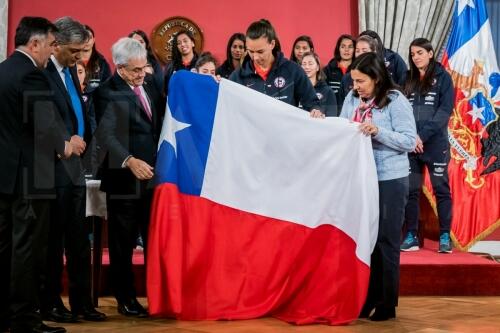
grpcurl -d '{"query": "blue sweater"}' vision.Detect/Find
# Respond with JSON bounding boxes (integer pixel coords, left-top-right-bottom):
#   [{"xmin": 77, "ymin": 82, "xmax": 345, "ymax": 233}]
[{"xmin": 340, "ymin": 90, "xmax": 417, "ymax": 181}]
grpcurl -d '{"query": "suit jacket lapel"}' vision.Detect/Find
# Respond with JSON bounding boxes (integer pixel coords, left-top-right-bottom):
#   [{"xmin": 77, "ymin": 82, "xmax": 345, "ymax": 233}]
[
  {"xmin": 47, "ymin": 60, "xmax": 74, "ymax": 110},
  {"xmin": 113, "ymin": 73, "xmax": 152, "ymax": 123},
  {"xmin": 142, "ymin": 82, "xmax": 157, "ymax": 125}
]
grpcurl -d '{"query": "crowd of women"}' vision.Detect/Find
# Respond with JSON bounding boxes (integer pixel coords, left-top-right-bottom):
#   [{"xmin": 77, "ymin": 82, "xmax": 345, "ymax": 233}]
[{"xmin": 73, "ymin": 19, "xmax": 454, "ymax": 322}]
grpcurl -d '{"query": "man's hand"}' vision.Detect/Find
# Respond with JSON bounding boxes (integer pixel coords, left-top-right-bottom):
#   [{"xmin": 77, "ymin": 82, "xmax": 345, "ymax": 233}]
[
  {"xmin": 70, "ymin": 135, "xmax": 86, "ymax": 156},
  {"xmin": 126, "ymin": 157, "xmax": 154, "ymax": 180}
]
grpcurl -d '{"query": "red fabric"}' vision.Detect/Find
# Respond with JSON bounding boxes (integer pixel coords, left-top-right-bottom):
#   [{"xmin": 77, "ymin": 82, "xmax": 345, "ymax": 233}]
[
  {"xmin": 423, "ymin": 54, "xmax": 500, "ymax": 250},
  {"xmin": 254, "ymin": 63, "xmax": 271, "ymax": 81},
  {"xmin": 147, "ymin": 183, "xmax": 370, "ymax": 325},
  {"xmin": 339, "ymin": 65, "xmax": 348, "ymax": 75}
]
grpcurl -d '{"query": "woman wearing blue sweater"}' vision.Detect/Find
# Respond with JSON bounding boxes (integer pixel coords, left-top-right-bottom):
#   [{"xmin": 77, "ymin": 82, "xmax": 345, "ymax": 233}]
[{"xmin": 339, "ymin": 52, "xmax": 417, "ymax": 321}]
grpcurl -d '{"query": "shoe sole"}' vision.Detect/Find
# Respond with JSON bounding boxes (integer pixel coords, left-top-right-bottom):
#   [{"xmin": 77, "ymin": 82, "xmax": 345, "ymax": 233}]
[
  {"xmin": 400, "ymin": 246, "xmax": 420, "ymax": 252},
  {"xmin": 438, "ymin": 249, "xmax": 452, "ymax": 253}
]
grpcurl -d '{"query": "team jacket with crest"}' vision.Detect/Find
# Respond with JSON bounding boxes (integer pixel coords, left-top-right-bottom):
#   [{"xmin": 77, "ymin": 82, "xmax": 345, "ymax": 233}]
[
  {"xmin": 323, "ymin": 58, "xmax": 346, "ymax": 108},
  {"xmin": 229, "ymin": 52, "xmax": 320, "ymax": 111},
  {"xmin": 313, "ymin": 80, "xmax": 338, "ymax": 117},
  {"xmin": 407, "ymin": 63, "xmax": 454, "ymax": 150}
]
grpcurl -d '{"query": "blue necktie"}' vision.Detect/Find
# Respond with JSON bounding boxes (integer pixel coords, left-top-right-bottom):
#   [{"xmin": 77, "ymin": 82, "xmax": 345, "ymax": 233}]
[{"xmin": 63, "ymin": 67, "xmax": 84, "ymax": 137}]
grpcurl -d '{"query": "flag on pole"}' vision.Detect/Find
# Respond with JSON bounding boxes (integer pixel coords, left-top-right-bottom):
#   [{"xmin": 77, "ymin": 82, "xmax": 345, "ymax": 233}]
[
  {"xmin": 432, "ymin": 0, "xmax": 500, "ymax": 250},
  {"xmin": 146, "ymin": 71, "xmax": 379, "ymax": 325}
]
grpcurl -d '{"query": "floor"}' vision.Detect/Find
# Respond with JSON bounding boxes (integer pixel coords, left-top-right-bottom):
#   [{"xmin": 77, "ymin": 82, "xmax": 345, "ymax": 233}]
[{"xmin": 57, "ymin": 297, "xmax": 500, "ymax": 332}]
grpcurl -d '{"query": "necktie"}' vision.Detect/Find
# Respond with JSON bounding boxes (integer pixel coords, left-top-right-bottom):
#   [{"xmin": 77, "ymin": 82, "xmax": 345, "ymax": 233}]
[
  {"xmin": 133, "ymin": 86, "xmax": 152, "ymax": 121},
  {"xmin": 63, "ymin": 67, "xmax": 84, "ymax": 136}
]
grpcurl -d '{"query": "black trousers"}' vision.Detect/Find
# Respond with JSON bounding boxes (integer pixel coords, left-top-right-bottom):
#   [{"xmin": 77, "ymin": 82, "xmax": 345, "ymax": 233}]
[
  {"xmin": 41, "ymin": 185, "xmax": 92, "ymax": 312},
  {"xmin": 364, "ymin": 176, "xmax": 409, "ymax": 310},
  {"xmin": 0, "ymin": 194, "xmax": 50, "ymax": 332},
  {"xmin": 106, "ymin": 191, "xmax": 152, "ymax": 304},
  {"xmin": 405, "ymin": 150, "xmax": 452, "ymax": 233}
]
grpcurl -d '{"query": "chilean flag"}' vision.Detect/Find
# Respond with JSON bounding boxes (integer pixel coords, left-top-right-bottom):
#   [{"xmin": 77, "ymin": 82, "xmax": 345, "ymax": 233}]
[
  {"xmin": 147, "ymin": 71, "xmax": 379, "ymax": 325},
  {"xmin": 427, "ymin": 0, "xmax": 500, "ymax": 250}
]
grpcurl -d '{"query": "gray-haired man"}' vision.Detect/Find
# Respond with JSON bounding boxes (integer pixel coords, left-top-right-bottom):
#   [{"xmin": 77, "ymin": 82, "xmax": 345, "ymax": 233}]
[
  {"xmin": 94, "ymin": 37, "xmax": 164, "ymax": 317},
  {"xmin": 41, "ymin": 16, "xmax": 106, "ymax": 323}
]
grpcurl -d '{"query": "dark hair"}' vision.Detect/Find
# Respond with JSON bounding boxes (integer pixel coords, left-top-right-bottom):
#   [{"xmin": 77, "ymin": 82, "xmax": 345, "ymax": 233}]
[
  {"xmin": 76, "ymin": 60, "xmax": 89, "ymax": 88},
  {"xmin": 334, "ymin": 34, "xmax": 355, "ymax": 62},
  {"xmin": 290, "ymin": 35, "xmax": 314, "ymax": 63},
  {"xmin": 246, "ymin": 19, "xmax": 281, "ymax": 55},
  {"xmin": 195, "ymin": 52, "xmax": 218, "ymax": 70},
  {"xmin": 128, "ymin": 29, "xmax": 154, "ymax": 58},
  {"xmin": 356, "ymin": 35, "xmax": 384, "ymax": 61},
  {"xmin": 359, "ymin": 30, "xmax": 385, "ymax": 57},
  {"xmin": 404, "ymin": 38, "xmax": 436, "ymax": 96},
  {"xmin": 350, "ymin": 52, "xmax": 396, "ymax": 109},
  {"xmin": 15, "ymin": 16, "xmax": 58, "ymax": 48},
  {"xmin": 83, "ymin": 24, "xmax": 105, "ymax": 80},
  {"xmin": 301, "ymin": 51, "xmax": 326, "ymax": 82},
  {"xmin": 224, "ymin": 32, "xmax": 245, "ymax": 67},
  {"xmin": 171, "ymin": 29, "xmax": 197, "ymax": 70}
]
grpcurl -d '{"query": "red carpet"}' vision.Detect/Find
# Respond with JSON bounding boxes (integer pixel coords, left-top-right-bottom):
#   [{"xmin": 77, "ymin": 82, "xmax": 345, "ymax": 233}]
[
  {"xmin": 400, "ymin": 240, "xmax": 500, "ymax": 296},
  {"xmin": 64, "ymin": 241, "xmax": 500, "ymax": 297}
]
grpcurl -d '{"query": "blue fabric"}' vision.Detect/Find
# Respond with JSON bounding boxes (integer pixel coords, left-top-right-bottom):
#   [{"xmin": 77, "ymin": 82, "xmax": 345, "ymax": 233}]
[
  {"xmin": 63, "ymin": 67, "xmax": 84, "ymax": 137},
  {"xmin": 156, "ymin": 70, "xmax": 219, "ymax": 195},
  {"xmin": 446, "ymin": 0, "xmax": 489, "ymax": 59}
]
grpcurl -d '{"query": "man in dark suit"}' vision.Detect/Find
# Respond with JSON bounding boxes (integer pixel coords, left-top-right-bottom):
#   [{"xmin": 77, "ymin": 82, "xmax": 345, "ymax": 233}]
[
  {"xmin": 94, "ymin": 37, "xmax": 164, "ymax": 317},
  {"xmin": 41, "ymin": 17, "xmax": 106, "ymax": 323},
  {"xmin": 0, "ymin": 17, "xmax": 85, "ymax": 333}
]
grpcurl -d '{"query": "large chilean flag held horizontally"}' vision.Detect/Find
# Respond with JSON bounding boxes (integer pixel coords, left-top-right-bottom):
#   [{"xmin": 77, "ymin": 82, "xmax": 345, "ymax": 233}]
[{"xmin": 147, "ymin": 71, "xmax": 379, "ymax": 325}]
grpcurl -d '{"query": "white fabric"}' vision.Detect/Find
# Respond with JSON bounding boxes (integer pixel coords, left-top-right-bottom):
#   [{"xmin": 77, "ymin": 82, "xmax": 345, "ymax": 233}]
[
  {"xmin": 449, "ymin": 20, "xmax": 500, "ymax": 100},
  {"xmin": 0, "ymin": 0, "xmax": 7, "ymax": 62},
  {"xmin": 50, "ymin": 55, "xmax": 67, "ymax": 88},
  {"xmin": 85, "ymin": 180, "xmax": 107, "ymax": 218},
  {"xmin": 201, "ymin": 79, "xmax": 379, "ymax": 265}
]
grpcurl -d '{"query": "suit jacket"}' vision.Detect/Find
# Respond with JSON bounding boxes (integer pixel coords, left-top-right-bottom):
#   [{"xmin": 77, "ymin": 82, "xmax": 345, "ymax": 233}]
[
  {"xmin": 0, "ymin": 51, "xmax": 68, "ymax": 196},
  {"xmin": 94, "ymin": 72, "xmax": 164, "ymax": 195},
  {"xmin": 44, "ymin": 59, "xmax": 92, "ymax": 187}
]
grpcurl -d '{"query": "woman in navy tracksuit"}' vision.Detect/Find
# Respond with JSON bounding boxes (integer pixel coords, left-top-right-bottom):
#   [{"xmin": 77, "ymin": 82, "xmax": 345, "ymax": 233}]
[
  {"xmin": 323, "ymin": 34, "xmax": 355, "ymax": 108},
  {"xmin": 301, "ymin": 52, "xmax": 337, "ymax": 116},
  {"xmin": 339, "ymin": 35, "xmax": 382, "ymax": 102},
  {"xmin": 216, "ymin": 33, "xmax": 246, "ymax": 79},
  {"xmin": 230, "ymin": 19, "xmax": 320, "ymax": 112},
  {"xmin": 401, "ymin": 38, "xmax": 454, "ymax": 253},
  {"xmin": 163, "ymin": 29, "xmax": 198, "ymax": 96}
]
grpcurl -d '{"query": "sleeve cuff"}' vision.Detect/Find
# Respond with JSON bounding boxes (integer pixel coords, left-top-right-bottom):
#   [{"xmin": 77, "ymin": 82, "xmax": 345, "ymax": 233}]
[{"xmin": 122, "ymin": 155, "xmax": 133, "ymax": 168}]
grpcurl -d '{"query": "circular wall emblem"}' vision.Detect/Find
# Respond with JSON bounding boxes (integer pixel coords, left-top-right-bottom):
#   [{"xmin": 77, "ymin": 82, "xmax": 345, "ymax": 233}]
[
  {"xmin": 150, "ymin": 16, "xmax": 204, "ymax": 65},
  {"xmin": 274, "ymin": 77, "xmax": 286, "ymax": 88}
]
